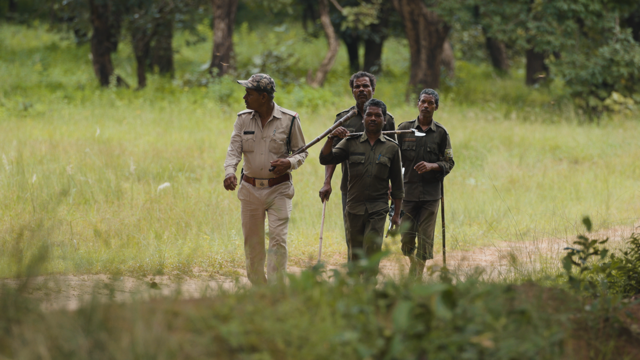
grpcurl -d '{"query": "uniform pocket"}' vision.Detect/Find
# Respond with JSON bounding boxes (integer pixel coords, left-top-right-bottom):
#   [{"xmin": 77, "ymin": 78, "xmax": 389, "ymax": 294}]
[
  {"xmin": 242, "ymin": 134, "xmax": 256, "ymax": 152},
  {"xmin": 374, "ymin": 155, "xmax": 391, "ymax": 179},
  {"xmin": 401, "ymin": 141, "xmax": 416, "ymax": 163},
  {"xmin": 348, "ymin": 154, "xmax": 366, "ymax": 177},
  {"xmin": 269, "ymin": 137, "xmax": 286, "ymax": 155},
  {"xmin": 426, "ymin": 145, "xmax": 440, "ymax": 163}
]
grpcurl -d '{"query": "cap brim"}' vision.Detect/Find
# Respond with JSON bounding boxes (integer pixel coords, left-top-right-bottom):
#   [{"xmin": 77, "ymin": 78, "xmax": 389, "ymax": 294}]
[{"xmin": 236, "ymin": 80, "xmax": 252, "ymax": 88}]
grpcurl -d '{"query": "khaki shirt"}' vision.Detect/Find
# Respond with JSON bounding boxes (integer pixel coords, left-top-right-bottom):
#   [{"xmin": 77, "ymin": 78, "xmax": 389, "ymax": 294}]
[
  {"xmin": 332, "ymin": 106, "xmax": 396, "ymax": 193},
  {"xmin": 319, "ymin": 134, "xmax": 404, "ymax": 215},
  {"xmin": 224, "ymin": 103, "xmax": 308, "ymax": 179},
  {"xmin": 397, "ymin": 118, "xmax": 454, "ymax": 201}
]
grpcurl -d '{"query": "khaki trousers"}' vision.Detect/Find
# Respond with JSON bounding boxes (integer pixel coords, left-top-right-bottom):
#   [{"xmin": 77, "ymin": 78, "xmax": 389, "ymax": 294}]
[
  {"xmin": 400, "ymin": 200, "xmax": 440, "ymax": 261},
  {"xmin": 238, "ymin": 180, "xmax": 294, "ymax": 285}
]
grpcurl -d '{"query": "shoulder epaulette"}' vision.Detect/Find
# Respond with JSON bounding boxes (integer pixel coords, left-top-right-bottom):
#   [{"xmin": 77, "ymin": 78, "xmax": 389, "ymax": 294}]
[
  {"xmin": 280, "ymin": 107, "xmax": 298, "ymax": 118},
  {"xmin": 398, "ymin": 119, "xmax": 417, "ymax": 129},
  {"xmin": 386, "ymin": 111, "xmax": 395, "ymax": 120},
  {"xmin": 434, "ymin": 121, "xmax": 449, "ymax": 134},
  {"xmin": 383, "ymin": 135, "xmax": 399, "ymax": 146},
  {"xmin": 237, "ymin": 109, "xmax": 253, "ymax": 116},
  {"xmin": 335, "ymin": 106, "xmax": 355, "ymax": 117}
]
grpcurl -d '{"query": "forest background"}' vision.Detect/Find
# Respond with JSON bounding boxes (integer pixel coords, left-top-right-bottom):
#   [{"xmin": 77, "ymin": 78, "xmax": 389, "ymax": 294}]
[{"xmin": 2, "ymin": 1, "xmax": 640, "ymax": 359}]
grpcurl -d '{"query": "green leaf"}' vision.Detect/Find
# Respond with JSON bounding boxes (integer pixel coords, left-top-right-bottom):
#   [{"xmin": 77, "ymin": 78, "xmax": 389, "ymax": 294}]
[
  {"xmin": 392, "ymin": 300, "xmax": 413, "ymax": 332},
  {"xmin": 582, "ymin": 216, "xmax": 592, "ymax": 232},
  {"xmin": 562, "ymin": 255, "xmax": 573, "ymax": 274}
]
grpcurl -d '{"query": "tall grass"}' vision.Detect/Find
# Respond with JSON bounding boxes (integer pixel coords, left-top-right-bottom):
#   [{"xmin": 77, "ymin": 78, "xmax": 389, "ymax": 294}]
[{"xmin": 1, "ymin": 23, "xmax": 639, "ymax": 278}]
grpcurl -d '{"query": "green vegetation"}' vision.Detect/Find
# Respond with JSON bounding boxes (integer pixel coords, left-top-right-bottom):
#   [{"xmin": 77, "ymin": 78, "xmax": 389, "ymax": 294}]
[
  {"xmin": 2, "ymin": 254, "xmax": 640, "ymax": 359},
  {"xmin": 1, "ymin": 23, "xmax": 640, "ymax": 278},
  {"xmin": 1, "ymin": 21, "xmax": 640, "ymax": 360}
]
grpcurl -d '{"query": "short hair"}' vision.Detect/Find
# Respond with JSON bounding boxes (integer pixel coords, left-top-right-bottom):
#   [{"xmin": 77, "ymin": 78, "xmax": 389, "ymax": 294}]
[
  {"xmin": 363, "ymin": 98, "xmax": 387, "ymax": 118},
  {"xmin": 349, "ymin": 71, "xmax": 376, "ymax": 90},
  {"xmin": 419, "ymin": 88, "xmax": 439, "ymax": 107},
  {"xmin": 256, "ymin": 89, "xmax": 275, "ymax": 101}
]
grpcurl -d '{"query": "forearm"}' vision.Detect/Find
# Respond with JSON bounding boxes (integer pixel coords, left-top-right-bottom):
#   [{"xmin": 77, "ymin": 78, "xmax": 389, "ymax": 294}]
[
  {"xmin": 324, "ymin": 164, "xmax": 336, "ymax": 185},
  {"xmin": 320, "ymin": 137, "xmax": 333, "ymax": 156},
  {"xmin": 392, "ymin": 198, "xmax": 402, "ymax": 213},
  {"xmin": 319, "ymin": 138, "xmax": 338, "ymax": 165}
]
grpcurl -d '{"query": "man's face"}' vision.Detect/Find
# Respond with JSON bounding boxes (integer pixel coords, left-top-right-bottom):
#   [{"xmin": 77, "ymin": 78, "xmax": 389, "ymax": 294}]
[
  {"xmin": 243, "ymin": 89, "xmax": 264, "ymax": 110},
  {"xmin": 417, "ymin": 94, "xmax": 438, "ymax": 118},
  {"xmin": 363, "ymin": 106, "xmax": 385, "ymax": 134},
  {"xmin": 352, "ymin": 77, "xmax": 374, "ymax": 107}
]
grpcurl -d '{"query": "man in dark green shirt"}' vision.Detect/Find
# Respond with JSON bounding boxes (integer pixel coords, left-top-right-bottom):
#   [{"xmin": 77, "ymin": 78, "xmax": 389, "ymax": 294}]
[
  {"xmin": 397, "ymin": 89, "xmax": 455, "ymax": 277},
  {"xmin": 320, "ymin": 99, "xmax": 404, "ymax": 273},
  {"xmin": 318, "ymin": 72, "xmax": 396, "ymax": 256}
]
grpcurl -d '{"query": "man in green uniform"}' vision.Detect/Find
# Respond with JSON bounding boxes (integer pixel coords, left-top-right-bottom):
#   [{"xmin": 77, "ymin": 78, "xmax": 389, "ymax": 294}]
[
  {"xmin": 319, "ymin": 99, "xmax": 404, "ymax": 273},
  {"xmin": 318, "ymin": 72, "xmax": 396, "ymax": 256},
  {"xmin": 396, "ymin": 89, "xmax": 454, "ymax": 277}
]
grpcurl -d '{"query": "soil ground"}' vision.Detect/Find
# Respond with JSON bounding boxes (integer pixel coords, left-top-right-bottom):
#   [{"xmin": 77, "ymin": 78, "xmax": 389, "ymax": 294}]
[{"xmin": 3, "ymin": 223, "xmax": 639, "ymax": 311}]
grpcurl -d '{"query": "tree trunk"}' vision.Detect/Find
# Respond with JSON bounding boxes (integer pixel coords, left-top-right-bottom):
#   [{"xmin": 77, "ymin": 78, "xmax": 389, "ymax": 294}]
[
  {"xmin": 89, "ymin": 0, "xmax": 127, "ymax": 87},
  {"xmin": 392, "ymin": 0, "xmax": 450, "ymax": 94},
  {"xmin": 150, "ymin": 17, "xmax": 174, "ymax": 77},
  {"xmin": 210, "ymin": 0, "xmax": 238, "ymax": 77},
  {"xmin": 441, "ymin": 39, "xmax": 455, "ymax": 78},
  {"xmin": 525, "ymin": 49, "xmax": 548, "ymax": 86},
  {"xmin": 8, "ymin": 0, "xmax": 17, "ymax": 14},
  {"xmin": 307, "ymin": 0, "xmax": 339, "ymax": 87},
  {"xmin": 363, "ymin": 1, "xmax": 390, "ymax": 74},
  {"xmin": 485, "ymin": 37, "xmax": 509, "ymax": 72},
  {"xmin": 624, "ymin": 8, "xmax": 640, "ymax": 43},
  {"xmin": 342, "ymin": 31, "xmax": 360, "ymax": 74},
  {"xmin": 132, "ymin": 29, "xmax": 152, "ymax": 89}
]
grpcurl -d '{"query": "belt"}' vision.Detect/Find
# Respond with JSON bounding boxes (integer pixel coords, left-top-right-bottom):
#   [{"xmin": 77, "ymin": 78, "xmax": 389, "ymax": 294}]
[{"xmin": 242, "ymin": 173, "xmax": 291, "ymax": 188}]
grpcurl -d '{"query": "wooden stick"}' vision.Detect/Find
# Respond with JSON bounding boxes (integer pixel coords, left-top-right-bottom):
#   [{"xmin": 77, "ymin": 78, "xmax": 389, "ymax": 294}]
[
  {"xmin": 270, "ymin": 109, "xmax": 357, "ymax": 172},
  {"xmin": 441, "ymin": 181, "xmax": 446, "ymax": 267},
  {"xmin": 346, "ymin": 129, "xmax": 425, "ymax": 138},
  {"xmin": 318, "ymin": 200, "xmax": 327, "ymax": 263}
]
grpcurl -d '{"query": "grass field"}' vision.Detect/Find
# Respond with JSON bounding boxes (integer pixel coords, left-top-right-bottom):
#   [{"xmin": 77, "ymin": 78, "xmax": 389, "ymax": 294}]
[{"xmin": 1, "ymin": 23, "xmax": 640, "ymax": 279}]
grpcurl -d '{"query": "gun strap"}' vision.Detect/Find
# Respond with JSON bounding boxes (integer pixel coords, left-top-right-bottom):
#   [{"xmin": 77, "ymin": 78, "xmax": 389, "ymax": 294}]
[{"xmin": 286, "ymin": 113, "xmax": 296, "ymax": 154}]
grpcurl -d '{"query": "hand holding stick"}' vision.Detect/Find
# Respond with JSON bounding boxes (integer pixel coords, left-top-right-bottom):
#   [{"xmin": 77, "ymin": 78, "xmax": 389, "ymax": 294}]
[{"xmin": 269, "ymin": 109, "xmax": 357, "ymax": 172}]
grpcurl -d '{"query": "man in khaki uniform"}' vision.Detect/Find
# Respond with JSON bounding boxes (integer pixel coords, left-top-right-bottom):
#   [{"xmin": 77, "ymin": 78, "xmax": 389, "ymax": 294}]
[
  {"xmin": 223, "ymin": 74, "xmax": 308, "ymax": 285},
  {"xmin": 318, "ymin": 71, "xmax": 396, "ymax": 256},
  {"xmin": 397, "ymin": 89, "xmax": 454, "ymax": 277},
  {"xmin": 319, "ymin": 99, "xmax": 403, "ymax": 274}
]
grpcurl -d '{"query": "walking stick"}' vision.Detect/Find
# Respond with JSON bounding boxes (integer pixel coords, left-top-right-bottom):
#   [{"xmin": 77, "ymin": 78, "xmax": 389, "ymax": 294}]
[
  {"xmin": 318, "ymin": 199, "xmax": 327, "ymax": 263},
  {"xmin": 441, "ymin": 181, "xmax": 446, "ymax": 267}
]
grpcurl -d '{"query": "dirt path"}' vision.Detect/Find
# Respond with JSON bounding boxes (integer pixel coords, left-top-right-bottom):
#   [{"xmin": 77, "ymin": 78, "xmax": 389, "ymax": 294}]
[{"xmin": 4, "ymin": 223, "xmax": 638, "ymax": 311}]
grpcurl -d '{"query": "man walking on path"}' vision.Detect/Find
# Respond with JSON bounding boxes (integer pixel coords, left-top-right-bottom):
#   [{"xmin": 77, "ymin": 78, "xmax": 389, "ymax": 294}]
[
  {"xmin": 318, "ymin": 72, "xmax": 396, "ymax": 257},
  {"xmin": 396, "ymin": 89, "xmax": 455, "ymax": 277},
  {"xmin": 319, "ymin": 99, "xmax": 403, "ymax": 275},
  {"xmin": 223, "ymin": 74, "xmax": 308, "ymax": 285}
]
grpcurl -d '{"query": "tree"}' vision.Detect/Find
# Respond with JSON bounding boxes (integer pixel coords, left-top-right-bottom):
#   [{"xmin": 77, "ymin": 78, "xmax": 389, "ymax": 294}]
[
  {"xmin": 149, "ymin": 16, "xmax": 174, "ymax": 76},
  {"xmin": 480, "ymin": 0, "xmax": 640, "ymax": 114},
  {"xmin": 485, "ymin": 37, "xmax": 509, "ymax": 73},
  {"xmin": 307, "ymin": 0, "xmax": 339, "ymax": 87},
  {"xmin": 209, "ymin": 0, "xmax": 238, "ymax": 77},
  {"xmin": 329, "ymin": 0, "xmax": 393, "ymax": 74},
  {"xmin": 127, "ymin": 0, "xmax": 179, "ymax": 89},
  {"xmin": 392, "ymin": 0, "xmax": 450, "ymax": 92},
  {"xmin": 88, "ymin": 0, "xmax": 128, "ymax": 87}
]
